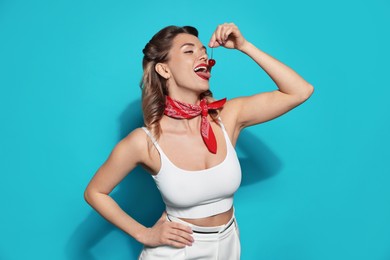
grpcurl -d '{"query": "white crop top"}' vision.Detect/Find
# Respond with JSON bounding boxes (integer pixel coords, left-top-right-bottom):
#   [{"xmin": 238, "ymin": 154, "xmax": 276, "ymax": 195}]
[{"xmin": 142, "ymin": 119, "xmax": 242, "ymax": 219}]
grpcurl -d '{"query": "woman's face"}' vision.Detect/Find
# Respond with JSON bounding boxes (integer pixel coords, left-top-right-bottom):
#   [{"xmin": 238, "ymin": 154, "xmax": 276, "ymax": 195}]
[{"xmin": 165, "ymin": 33, "xmax": 210, "ymax": 98}]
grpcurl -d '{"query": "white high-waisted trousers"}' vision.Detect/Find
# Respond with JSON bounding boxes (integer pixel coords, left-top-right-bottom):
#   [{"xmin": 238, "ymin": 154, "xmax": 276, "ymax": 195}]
[{"xmin": 138, "ymin": 213, "xmax": 241, "ymax": 260}]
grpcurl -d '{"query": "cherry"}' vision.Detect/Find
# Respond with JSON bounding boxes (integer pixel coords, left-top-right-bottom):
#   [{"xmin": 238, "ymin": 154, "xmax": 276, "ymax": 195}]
[{"xmin": 208, "ymin": 59, "xmax": 216, "ymax": 67}]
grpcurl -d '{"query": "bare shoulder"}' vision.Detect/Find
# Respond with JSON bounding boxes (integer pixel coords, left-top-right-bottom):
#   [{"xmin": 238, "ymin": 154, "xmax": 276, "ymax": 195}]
[
  {"xmin": 119, "ymin": 127, "xmax": 160, "ymax": 174},
  {"xmin": 84, "ymin": 128, "xmax": 151, "ymax": 195},
  {"xmin": 100, "ymin": 127, "xmax": 150, "ymax": 173},
  {"xmin": 115, "ymin": 127, "xmax": 149, "ymax": 163},
  {"xmin": 102, "ymin": 127, "xmax": 153, "ymax": 176}
]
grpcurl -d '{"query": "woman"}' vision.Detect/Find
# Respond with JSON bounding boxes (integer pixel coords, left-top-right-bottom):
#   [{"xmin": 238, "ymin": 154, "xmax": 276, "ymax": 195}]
[{"xmin": 84, "ymin": 23, "xmax": 314, "ymax": 259}]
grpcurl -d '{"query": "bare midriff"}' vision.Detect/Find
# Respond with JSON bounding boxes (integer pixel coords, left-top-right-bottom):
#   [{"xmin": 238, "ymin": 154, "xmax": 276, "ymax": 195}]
[{"xmin": 178, "ymin": 207, "xmax": 234, "ymax": 227}]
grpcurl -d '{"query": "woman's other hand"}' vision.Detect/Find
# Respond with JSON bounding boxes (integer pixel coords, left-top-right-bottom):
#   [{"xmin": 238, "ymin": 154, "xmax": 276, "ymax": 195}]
[{"xmin": 140, "ymin": 212, "xmax": 194, "ymax": 248}]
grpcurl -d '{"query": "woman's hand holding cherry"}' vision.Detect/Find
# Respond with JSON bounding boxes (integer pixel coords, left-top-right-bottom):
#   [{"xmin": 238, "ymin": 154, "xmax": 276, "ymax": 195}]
[
  {"xmin": 207, "ymin": 23, "xmax": 248, "ymax": 70},
  {"xmin": 208, "ymin": 23, "xmax": 247, "ymax": 51}
]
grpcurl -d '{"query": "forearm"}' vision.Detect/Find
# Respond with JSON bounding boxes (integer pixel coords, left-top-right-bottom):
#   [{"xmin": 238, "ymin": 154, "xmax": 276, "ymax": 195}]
[
  {"xmin": 85, "ymin": 191, "xmax": 148, "ymax": 243},
  {"xmin": 239, "ymin": 41, "xmax": 313, "ymax": 98}
]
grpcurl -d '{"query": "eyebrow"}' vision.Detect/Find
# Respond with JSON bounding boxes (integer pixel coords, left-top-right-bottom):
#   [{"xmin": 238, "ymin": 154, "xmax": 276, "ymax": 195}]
[{"xmin": 180, "ymin": 43, "xmax": 207, "ymax": 52}]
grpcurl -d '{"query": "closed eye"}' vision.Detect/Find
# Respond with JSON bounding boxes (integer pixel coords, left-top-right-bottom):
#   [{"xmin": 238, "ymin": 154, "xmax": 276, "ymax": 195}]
[{"xmin": 184, "ymin": 50, "xmax": 193, "ymax": 54}]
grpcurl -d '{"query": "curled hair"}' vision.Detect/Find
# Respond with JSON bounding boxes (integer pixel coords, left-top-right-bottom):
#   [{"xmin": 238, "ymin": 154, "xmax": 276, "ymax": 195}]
[{"xmin": 140, "ymin": 25, "xmax": 214, "ymax": 141}]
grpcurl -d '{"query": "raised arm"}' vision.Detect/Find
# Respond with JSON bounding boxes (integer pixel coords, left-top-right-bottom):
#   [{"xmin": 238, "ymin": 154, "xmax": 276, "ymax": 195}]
[
  {"xmin": 209, "ymin": 23, "xmax": 314, "ymax": 132},
  {"xmin": 84, "ymin": 128, "xmax": 193, "ymax": 248}
]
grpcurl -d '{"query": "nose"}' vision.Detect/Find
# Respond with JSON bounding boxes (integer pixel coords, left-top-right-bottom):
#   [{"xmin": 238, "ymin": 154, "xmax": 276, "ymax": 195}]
[{"xmin": 199, "ymin": 50, "xmax": 208, "ymax": 62}]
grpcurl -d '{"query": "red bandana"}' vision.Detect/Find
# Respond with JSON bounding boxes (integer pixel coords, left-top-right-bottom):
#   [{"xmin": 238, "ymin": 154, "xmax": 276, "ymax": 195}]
[{"xmin": 164, "ymin": 96, "xmax": 227, "ymax": 154}]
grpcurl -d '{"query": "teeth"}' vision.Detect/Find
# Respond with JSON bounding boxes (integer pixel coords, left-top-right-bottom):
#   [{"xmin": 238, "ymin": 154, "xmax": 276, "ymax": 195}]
[{"xmin": 194, "ymin": 66, "xmax": 208, "ymax": 72}]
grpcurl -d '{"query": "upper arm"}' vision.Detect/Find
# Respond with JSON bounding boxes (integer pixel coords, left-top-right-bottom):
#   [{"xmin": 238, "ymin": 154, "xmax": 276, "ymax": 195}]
[
  {"xmin": 223, "ymin": 87, "xmax": 313, "ymax": 130},
  {"xmin": 85, "ymin": 128, "xmax": 148, "ymax": 196}
]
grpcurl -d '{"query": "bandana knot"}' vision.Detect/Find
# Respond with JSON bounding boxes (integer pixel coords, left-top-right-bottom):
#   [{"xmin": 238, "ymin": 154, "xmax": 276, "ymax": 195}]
[
  {"xmin": 164, "ymin": 96, "xmax": 227, "ymax": 154},
  {"xmin": 200, "ymin": 99, "xmax": 209, "ymax": 117}
]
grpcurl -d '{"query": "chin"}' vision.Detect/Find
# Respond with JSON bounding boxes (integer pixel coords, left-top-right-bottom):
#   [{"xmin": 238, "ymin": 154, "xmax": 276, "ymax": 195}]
[
  {"xmin": 201, "ymin": 81, "xmax": 210, "ymax": 90},
  {"xmin": 197, "ymin": 85, "xmax": 210, "ymax": 95}
]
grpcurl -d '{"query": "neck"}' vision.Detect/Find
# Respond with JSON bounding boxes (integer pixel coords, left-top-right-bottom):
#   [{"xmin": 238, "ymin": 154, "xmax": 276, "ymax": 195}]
[
  {"xmin": 168, "ymin": 90, "xmax": 203, "ymax": 105},
  {"xmin": 171, "ymin": 96, "xmax": 200, "ymax": 105},
  {"xmin": 162, "ymin": 116, "xmax": 203, "ymax": 134}
]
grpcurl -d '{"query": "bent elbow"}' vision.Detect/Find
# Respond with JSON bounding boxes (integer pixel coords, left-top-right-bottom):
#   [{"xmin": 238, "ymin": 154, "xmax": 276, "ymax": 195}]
[
  {"xmin": 84, "ymin": 187, "xmax": 93, "ymax": 205},
  {"xmin": 300, "ymin": 83, "xmax": 314, "ymax": 102},
  {"xmin": 307, "ymin": 84, "xmax": 314, "ymax": 97}
]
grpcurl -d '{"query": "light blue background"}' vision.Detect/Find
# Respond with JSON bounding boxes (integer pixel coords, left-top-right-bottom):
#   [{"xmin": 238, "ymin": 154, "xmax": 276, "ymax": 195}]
[{"xmin": 1, "ymin": 0, "xmax": 389, "ymax": 259}]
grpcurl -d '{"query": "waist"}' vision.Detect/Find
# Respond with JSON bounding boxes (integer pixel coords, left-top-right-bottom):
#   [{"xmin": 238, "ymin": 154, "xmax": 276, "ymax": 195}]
[
  {"xmin": 167, "ymin": 207, "xmax": 235, "ymax": 234},
  {"xmin": 165, "ymin": 197, "xmax": 234, "ymax": 219}
]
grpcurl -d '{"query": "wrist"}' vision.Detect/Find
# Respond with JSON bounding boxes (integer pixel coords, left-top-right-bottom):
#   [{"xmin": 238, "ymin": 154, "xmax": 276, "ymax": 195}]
[
  {"xmin": 238, "ymin": 40, "xmax": 253, "ymax": 53},
  {"xmin": 135, "ymin": 226, "xmax": 150, "ymax": 244}
]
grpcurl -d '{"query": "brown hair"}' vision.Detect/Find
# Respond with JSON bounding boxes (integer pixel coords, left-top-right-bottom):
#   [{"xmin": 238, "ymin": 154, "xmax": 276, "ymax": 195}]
[{"xmin": 140, "ymin": 25, "xmax": 214, "ymax": 140}]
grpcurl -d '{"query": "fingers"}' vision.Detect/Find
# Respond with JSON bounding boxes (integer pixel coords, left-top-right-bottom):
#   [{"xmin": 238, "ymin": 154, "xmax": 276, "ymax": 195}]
[
  {"xmin": 166, "ymin": 239, "xmax": 188, "ymax": 248},
  {"xmin": 208, "ymin": 22, "xmax": 239, "ymax": 48},
  {"xmin": 158, "ymin": 221, "xmax": 194, "ymax": 248},
  {"xmin": 208, "ymin": 33, "xmax": 218, "ymax": 48},
  {"xmin": 209, "ymin": 24, "xmax": 225, "ymax": 47},
  {"xmin": 167, "ymin": 222, "xmax": 194, "ymax": 246},
  {"xmin": 166, "ymin": 229, "xmax": 194, "ymax": 247},
  {"xmin": 147, "ymin": 214, "xmax": 195, "ymax": 248},
  {"xmin": 158, "ymin": 234, "xmax": 189, "ymax": 248},
  {"xmin": 170, "ymin": 221, "xmax": 193, "ymax": 234},
  {"xmin": 216, "ymin": 25, "xmax": 233, "ymax": 45}
]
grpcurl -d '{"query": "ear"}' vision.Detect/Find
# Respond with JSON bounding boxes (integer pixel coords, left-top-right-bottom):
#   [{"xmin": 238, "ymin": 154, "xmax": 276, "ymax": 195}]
[{"xmin": 155, "ymin": 63, "xmax": 171, "ymax": 79}]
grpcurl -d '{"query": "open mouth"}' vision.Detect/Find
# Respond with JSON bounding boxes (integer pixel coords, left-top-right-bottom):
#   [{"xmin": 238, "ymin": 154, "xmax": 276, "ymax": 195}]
[{"xmin": 194, "ymin": 63, "xmax": 211, "ymax": 80}]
